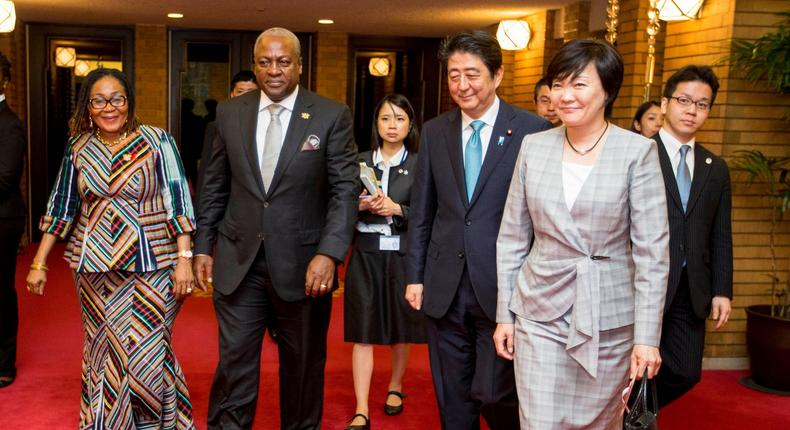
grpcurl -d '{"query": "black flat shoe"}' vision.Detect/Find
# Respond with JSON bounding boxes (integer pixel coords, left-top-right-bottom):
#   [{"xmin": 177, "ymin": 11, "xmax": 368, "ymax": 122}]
[
  {"xmin": 345, "ymin": 413, "xmax": 370, "ymax": 430},
  {"xmin": 384, "ymin": 390, "xmax": 406, "ymax": 416},
  {"xmin": 0, "ymin": 376, "xmax": 14, "ymax": 388}
]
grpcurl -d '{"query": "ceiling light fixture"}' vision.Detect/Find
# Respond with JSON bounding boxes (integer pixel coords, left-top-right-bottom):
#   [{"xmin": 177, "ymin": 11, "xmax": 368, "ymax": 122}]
[
  {"xmin": 0, "ymin": 0, "xmax": 16, "ymax": 33},
  {"xmin": 656, "ymin": 0, "xmax": 705, "ymax": 21},
  {"xmin": 55, "ymin": 47, "xmax": 77, "ymax": 68},
  {"xmin": 167, "ymin": 13, "xmax": 184, "ymax": 19},
  {"xmin": 318, "ymin": 19, "xmax": 334, "ymax": 25},
  {"xmin": 496, "ymin": 20, "xmax": 531, "ymax": 51}
]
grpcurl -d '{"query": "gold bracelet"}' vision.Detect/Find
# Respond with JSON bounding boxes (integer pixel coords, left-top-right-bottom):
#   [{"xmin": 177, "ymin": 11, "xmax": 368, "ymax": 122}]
[{"xmin": 30, "ymin": 262, "xmax": 49, "ymax": 271}]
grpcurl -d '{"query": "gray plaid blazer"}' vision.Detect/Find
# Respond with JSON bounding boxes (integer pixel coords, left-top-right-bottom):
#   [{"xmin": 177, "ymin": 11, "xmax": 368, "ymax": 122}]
[{"xmin": 496, "ymin": 125, "xmax": 669, "ymax": 377}]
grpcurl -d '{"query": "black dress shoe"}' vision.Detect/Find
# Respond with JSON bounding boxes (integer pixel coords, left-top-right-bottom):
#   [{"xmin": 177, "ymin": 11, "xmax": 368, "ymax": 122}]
[
  {"xmin": 384, "ymin": 390, "xmax": 406, "ymax": 416},
  {"xmin": 0, "ymin": 376, "xmax": 14, "ymax": 388},
  {"xmin": 345, "ymin": 413, "xmax": 370, "ymax": 430}
]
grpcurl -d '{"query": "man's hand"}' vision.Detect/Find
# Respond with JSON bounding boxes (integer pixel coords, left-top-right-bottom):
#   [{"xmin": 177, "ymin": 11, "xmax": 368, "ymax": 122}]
[
  {"xmin": 493, "ymin": 323, "xmax": 515, "ymax": 360},
  {"xmin": 193, "ymin": 255, "xmax": 214, "ymax": 291},
  {"xmin": 405, "ymin": 283, "xmax": 424, "ymax": 310},
  {"xmin": 711, "ymin": 296, "xmax": 732, "ymax": 330},
  {"xmin": 305, "ymin": 254, "xmax": 336, "ymax": 297}
]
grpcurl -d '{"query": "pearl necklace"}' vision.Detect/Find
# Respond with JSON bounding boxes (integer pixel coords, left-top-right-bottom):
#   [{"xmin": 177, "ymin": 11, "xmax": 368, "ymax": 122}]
[{"xmin": 96, "ymin": 131, "xmax": 128, "ymax": 147}]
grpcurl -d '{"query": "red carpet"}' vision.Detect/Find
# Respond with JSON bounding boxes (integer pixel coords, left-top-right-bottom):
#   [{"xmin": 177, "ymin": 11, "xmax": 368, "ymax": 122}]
[{"xmin": 1, "ymin": 243, "xmax": 789, "ymax": 429}]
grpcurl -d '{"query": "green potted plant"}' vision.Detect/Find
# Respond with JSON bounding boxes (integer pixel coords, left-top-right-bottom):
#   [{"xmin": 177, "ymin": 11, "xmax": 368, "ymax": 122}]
[{"xmin": 727, "ymin": 11, "xmax": 790, "ymax": 393}]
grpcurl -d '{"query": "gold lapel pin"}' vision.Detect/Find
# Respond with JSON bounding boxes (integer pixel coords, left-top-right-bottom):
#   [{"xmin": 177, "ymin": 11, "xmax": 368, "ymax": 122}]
[
  {"xmin": 705, "ymin": 157, "xmax": 712, "ymax": 165},
  {"xmin": 301, "ymin": 112, "xmax": 310, "ymax": 120}
]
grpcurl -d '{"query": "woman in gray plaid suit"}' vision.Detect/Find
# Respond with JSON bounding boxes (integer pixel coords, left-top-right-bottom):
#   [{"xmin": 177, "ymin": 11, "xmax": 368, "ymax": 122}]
[{"xmin": 494, "ymin": 39, "xmax": 670, "ymax": 429}]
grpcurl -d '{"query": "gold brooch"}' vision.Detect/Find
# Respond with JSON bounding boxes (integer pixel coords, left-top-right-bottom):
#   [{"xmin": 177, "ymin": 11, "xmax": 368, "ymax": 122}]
[{"xmin": 301, "ymin": 112, "xmax": 310, "ymax": 119}]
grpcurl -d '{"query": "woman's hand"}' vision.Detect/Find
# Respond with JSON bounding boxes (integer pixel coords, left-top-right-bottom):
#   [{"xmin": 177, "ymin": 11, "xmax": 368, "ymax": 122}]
[
  {"xmin": 172, "ymin": 258, "xmax": 195, "ymax": 301},
  {"xmin": 369, "ymin": 192, "xmax": 402, "ymax": 217},
  {"xmin": 493, "ymin": 323, "xmax": 515, "ymax": 360},
  {"xmin": 630, "ymin": 344, "xmax": 662, "ymax": 380},
  {"xmin": 358, "ymin": 189, "xmax": 372, "ymax": 212},
  {"xmin": 26, "ymin": 268, "xmax": 47, "ymax": 296}
]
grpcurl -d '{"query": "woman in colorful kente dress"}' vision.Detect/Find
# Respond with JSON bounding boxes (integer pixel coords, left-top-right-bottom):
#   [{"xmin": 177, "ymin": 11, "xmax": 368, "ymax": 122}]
[{"xmin": 26, "ymin": 68, "xmax": 197, "ymax": 429}]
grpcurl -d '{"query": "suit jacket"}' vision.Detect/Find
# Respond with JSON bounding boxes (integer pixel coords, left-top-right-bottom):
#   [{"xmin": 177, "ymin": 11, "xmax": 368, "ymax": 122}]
[
  {"xmin": 406, "ymin": 101, "xmax": 550, "ymax": 321},
  {"xmin": 40, "ymin": 126, "xmax": 195, "ymax": 272},
  {"xmin": 653, "ymin": 133, "xmax": 733, "ymax": 319},
  {"xmin": 0, "ymin": 100, "xmax": 26, "ymax": 219},
  {"xmin": 496, "ymin": 125, "xmax": 669, "ymax": 377},
  {"xmin": 195, "ymin": 87, "xmax": 359, "ymax": 300},
  {"xmin": 357, "ymin": 149, "xmax": 417, "ymax": 247}
]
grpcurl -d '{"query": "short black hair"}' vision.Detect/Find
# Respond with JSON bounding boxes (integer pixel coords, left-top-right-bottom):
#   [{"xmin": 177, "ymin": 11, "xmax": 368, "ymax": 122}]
[
  {"xmin": 534, "ymin": 77, "xmax": 550, "ymax": 103},
  {"xmin": 370, "ymin": 94, "xmax": 420, "ymax": 154},
  {"xmin": 663, "ymin": 65, "xmax": 720, "ymax": 106},
  {"xmin": 230, "ymin": 70, "xmax": 256, "ymax": 92},
  {"xmin": 545, "ymin": 39, "xmax": 624, "ymax": 118},
  {"xmin": 630, "ymin": 100, "xmax": 661, "ymax": 132},
  {"xmin": 438, "ymin": 30, "xmax": 502, "ymax": 78},
  {"xmin": 0, "ymin": 51, "xmax": 10, "ymax": 82},
  {"xmin": 69, "ymin": 68, "xmax": 140, "ymax": 137}
]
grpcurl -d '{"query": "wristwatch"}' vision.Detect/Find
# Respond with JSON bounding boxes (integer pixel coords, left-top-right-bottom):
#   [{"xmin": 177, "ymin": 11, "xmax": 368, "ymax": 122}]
[{"xmin": 178, "ymin": 250, "xmax": 193, "ymax": 260}]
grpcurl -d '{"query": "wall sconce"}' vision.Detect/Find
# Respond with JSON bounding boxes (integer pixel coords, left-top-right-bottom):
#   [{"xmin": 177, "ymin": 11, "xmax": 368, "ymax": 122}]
[
  {"xmin": 656, "ymin": 0, "xmax": 705, "ymax": 21},
  {"xmin": 0, "ymin": 0, "xmax": 15, "ymax": 33},
  {"xmin": 55, "ymin": 47, "xmax": 77, "ymax": 68},
  {"xmin": 496, "ymin": 20, "xmax": 531, "ymax": 50},
  {"xmin": 74, "ymin": 60, "xmax": 91, "ymax": 77},
  {"xmin": 368, "ymin": 57, "xmax": 390, "ymax": 77}
]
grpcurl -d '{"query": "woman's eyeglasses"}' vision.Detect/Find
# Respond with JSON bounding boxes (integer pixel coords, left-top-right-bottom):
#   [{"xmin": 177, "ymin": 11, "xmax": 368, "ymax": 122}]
[{"xmin": 89, "ymin": 95, "xmax": 127, "ymax": 110}]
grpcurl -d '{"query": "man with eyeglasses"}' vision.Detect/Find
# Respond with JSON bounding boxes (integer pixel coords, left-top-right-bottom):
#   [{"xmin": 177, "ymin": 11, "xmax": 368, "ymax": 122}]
[
  {"xmin": 532, "ymin": 77, "xmax": 561, "ymax": 127},
  {"xmin": 652, "ymin": 65, "xmax": 733, "ymax": 407}
]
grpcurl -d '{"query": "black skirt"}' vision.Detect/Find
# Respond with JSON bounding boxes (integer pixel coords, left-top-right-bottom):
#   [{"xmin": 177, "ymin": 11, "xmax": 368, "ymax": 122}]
[{"xmin": 344, "ymin": 233, "xmax": 427, "ymax": 344}]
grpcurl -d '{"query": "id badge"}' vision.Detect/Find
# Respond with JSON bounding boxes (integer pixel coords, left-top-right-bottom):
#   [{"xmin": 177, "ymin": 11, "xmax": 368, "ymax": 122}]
[{"xmin": 379, "ymin": 235, "xmax": 400, "ymax": 251}]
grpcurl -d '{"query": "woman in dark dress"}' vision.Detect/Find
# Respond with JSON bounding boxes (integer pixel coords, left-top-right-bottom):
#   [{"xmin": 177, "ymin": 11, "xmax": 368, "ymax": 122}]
[{"xmin": 344, "ymin": 94, "xmax": 425, "ymax": 430}]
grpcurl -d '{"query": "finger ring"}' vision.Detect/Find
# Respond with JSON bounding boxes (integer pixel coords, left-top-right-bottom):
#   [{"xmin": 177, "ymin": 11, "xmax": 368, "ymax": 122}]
[
  {"xmin": 187, "ymin": 288, "xmax": 193, "ymax": 293},
  {"xmin": 320, "ymin": 284, "xmax": 328, "ymax": 289}
]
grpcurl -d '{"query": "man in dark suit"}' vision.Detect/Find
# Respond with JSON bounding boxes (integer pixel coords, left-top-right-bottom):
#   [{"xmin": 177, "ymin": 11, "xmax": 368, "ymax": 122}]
[
  {"xmin": 405, "ymin": 31, "xmax": 549, "ymax": 429},
  {"xmin": 653, "ymin": 65, "xmax": 733, "ymax": 407},
  {"xmin": 194, "ymin": 27, "xmax": 358, "ymax": 430},
  {"xmin": 0, "ymin": 52, "xmax": 26, "ymax": 389}
]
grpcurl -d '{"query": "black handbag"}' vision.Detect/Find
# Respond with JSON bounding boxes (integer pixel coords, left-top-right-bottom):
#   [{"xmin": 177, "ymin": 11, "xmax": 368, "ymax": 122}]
[{"xmin": 623, "ymin": 370, "xmax": 658, "ymax": 430}]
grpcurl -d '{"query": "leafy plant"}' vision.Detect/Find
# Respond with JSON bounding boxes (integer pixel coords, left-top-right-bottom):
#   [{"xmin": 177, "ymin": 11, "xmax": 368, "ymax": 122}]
[
  {"xmin": 730, "ymin": 150, "xmax": 790, "ymax": 318},
  {"xmin": 728, "ymin": 12, "xmax": 790, "ymax": 95}
]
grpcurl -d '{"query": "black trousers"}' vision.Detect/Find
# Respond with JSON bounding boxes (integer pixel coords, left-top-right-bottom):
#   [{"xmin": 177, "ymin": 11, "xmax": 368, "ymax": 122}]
[
  {"xmin": 656, "ymin": 268, "xmax": 706, "ymax": 408},
  {"xmin": 0, "ymin": 217, "xmax": 23, "ymax": 378},
  {"xmin": 207, "ymin": 247, "xmax": 332, "ymax": 430},
  {"xmin": 425, "ymin": 268, "xmax": 519, "ymax": 430}
]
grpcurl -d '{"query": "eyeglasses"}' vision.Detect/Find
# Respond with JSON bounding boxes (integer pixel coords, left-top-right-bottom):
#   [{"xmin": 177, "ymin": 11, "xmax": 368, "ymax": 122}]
[
  {"xmin": 669, "ymin": 96, "xmax": 711, "ymax": 111},
  {"xmin": 89, "ymin": 95, "xmax": 127, "ymax": 110}
]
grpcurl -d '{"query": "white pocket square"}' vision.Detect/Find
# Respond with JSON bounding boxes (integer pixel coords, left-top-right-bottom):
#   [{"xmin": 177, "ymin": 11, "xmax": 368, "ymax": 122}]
[{"xmin": 301, "ymin": 134, "xmax": 321, "ymax": 151}]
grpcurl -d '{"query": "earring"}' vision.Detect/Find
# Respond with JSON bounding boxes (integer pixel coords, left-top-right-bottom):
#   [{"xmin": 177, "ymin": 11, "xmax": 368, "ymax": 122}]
[{"xmin": 89, "ymin": 116, "xmax": 94, "ymax": 130}]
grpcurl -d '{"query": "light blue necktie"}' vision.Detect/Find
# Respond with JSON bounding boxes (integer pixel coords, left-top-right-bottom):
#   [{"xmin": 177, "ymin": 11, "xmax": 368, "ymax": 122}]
[
  {"xmin": 464, "ymin": 120, "xmax": 485, "ymax": 202},
  {"xmin": 677, "ymin": 145, "xmax": 691, "ymax": 212}
]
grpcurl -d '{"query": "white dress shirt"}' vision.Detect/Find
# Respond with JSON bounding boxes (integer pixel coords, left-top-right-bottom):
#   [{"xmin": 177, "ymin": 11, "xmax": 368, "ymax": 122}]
[
  {"xmin": 256, "ymin": 86, "xmax": 299, "ymax": 168},
  {"xmin": 659, "ymin": 128, "xmax": 695, "ymax": 180},
  {"xmin": 0, "ymin": 94, "xmax": 5, "ymax": 103},
  {"xmin": 461, "ymin": 96, "xmax": 500, "ymax": 162}
]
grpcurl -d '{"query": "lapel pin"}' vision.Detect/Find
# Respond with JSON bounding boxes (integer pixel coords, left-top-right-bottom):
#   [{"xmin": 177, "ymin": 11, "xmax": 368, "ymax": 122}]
[
  {"xmin": 497, "ymin": 136, "xmax": 505, "ymax": 146},
  {"xmin": 506, "ymin": 129, "xmax": 513, "ymax": 136},
  {"xmin": 705, "ymin": 157, "xmax": 712, "ymax": 165},
  {"xmin": 301, "ymin": 112, "xmax": 310, "ymax": 120}
]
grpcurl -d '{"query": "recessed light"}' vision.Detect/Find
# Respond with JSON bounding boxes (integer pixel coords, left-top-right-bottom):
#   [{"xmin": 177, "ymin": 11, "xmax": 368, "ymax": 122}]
[
  {"xmin": 318, "ymin": 19, "xmax": 334, "ymax": 25},
  {"xmin": 167, "ymin": 13, "xmax": 184, "ymax": 19}
]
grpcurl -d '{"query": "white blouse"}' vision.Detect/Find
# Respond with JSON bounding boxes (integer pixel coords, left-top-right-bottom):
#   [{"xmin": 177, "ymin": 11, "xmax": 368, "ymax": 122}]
[{"xmin": 562, "ymin": 161, "xmax": 594, "ymax": 211}]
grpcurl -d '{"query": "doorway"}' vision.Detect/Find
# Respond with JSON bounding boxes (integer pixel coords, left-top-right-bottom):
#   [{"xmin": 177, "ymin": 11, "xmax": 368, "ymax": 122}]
[{"xmin": 348, "ymin": 36, "xmax": 442, "ymax": 154}]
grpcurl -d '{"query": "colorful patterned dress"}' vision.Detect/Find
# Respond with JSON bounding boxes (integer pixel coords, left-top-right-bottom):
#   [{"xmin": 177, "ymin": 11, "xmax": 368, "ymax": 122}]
[{"xmin": 40, "ymin": 125, "xmax": 196, "ymax": 429}]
